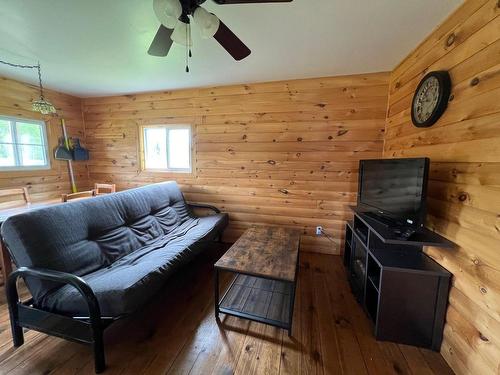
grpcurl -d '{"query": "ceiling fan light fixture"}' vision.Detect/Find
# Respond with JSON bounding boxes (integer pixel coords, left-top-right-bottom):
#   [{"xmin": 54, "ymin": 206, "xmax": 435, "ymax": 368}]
[
  {"xmin": 171, "ymin": 21, "xmax": 192, "ymax": 46},
  {"xmin": 153, "ymin": 0, "xmax": 182, "ymax": 28},
  {"xmin": 193, "ymin": 7, "xmax": 220, "ymax": 39}
]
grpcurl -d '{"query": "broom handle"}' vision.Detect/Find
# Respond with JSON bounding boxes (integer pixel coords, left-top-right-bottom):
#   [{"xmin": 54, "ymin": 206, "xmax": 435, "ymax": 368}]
[
  {"xmin": 68, "ymin": 160, "xmax": 77, "ymax": 194},
  {"xmin": 61, "ymin": 119, "xmax": 77, "ymax": 193}
]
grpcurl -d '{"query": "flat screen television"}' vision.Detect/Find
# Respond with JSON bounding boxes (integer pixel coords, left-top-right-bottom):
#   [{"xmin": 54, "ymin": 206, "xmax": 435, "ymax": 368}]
[{"xmin": 357, "ymin": 158, "xmax": 430, "ymax": 229}]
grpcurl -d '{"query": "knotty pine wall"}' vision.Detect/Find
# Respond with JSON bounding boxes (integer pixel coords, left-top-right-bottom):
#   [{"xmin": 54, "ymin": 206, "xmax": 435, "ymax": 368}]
[
  {"xmin": 0, "ymin": 76, "xmax": 89, "ymax": 203},
  {"xmin": 384, "ymin": 1, "xmax": 500, "ymax": 374},
  {"xmin": 82, "ymin": 72, "xmax": 389, "ymax": 254}
]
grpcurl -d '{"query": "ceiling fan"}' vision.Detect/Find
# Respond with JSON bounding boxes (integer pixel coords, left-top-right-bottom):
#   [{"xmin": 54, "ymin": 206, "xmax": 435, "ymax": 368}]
[{"xmin": 148, "ymin": 0, "xmax": 292, "ymax": 64}]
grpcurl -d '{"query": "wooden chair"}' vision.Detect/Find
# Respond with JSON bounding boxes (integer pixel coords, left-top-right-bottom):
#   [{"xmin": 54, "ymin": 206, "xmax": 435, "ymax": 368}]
[
  {"xmin": 61, "ymin": 190, "xmax": 96, "ymax": 202},
  {"xmin": 0, "ymin": 187, "xmax": 31, "ymax": 209},
  {"xmin": 0, "ymin": 187, "xmax": 31, "ymax": 286},
  {"xmin": 94, "ymin": 183, "xmax": 116, "ymax": 195}
]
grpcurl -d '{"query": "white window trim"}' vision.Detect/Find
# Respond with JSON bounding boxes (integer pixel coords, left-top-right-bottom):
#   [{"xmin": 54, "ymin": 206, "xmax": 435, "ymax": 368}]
[
  {"xmin": 140, "ymin": 124, "xmax": 193, "ymax": 173},
  {"xmin": 0, "ymin": 115, "xmax": 51, "ymax": 172}
]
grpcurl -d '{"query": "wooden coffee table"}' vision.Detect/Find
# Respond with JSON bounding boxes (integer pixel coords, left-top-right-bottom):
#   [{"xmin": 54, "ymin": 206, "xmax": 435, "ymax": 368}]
[{"xmin": 214, "ymin": 226, "xmax": 301, "ymax": 335}]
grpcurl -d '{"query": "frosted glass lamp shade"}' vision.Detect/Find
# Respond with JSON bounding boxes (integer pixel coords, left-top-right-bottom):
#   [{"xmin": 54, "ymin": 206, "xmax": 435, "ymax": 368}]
[
  {"xmin": 32, "ymin": 98, "xmax": 56, "ymax": 115},
  {"xmin": 153, "ymin": 0, "xmax": 182, "ymax": 29},
  {"xmin": 193, "ymin": 7, "xmax": 220, "ymax": 39},
  {"xmin": 171, "ymin": 21, "xmax": 192, "ymax": 46}
]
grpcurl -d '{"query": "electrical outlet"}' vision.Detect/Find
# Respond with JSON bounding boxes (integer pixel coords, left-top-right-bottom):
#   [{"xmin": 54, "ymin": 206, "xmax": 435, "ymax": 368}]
[{"xmin": 316, "ymin": 226, "xmax": 323, "ymax": 236}]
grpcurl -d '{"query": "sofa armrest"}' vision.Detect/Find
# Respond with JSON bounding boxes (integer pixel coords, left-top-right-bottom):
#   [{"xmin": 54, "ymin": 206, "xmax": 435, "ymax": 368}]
[
  {"xmin": 7, "ymin": 267, "xmax": 102, "ymax": 323},
  {"xmin": 6, "ymin": 267, "xmax": 107, "ymax": 372},
  {"xmin": 188, "ymin": 203, "xmax": 221, "ymax": 214}
]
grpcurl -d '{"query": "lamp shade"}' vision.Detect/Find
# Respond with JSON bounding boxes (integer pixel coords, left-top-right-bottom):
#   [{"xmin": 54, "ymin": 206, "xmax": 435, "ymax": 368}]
[
  {"xmin": 32, "ymin": 98, "xmax": 56, "ymax": 115},
  {"xmin": 153, "ymin": 0, "xmax": 182, "ymax": 29},
  {"xmin": 170, "ymin": 21, "xmax": 192, "ymax": 46},
  {"xmin": 193, "ymin": 7, "xmax": 220, "ymax": 39}
]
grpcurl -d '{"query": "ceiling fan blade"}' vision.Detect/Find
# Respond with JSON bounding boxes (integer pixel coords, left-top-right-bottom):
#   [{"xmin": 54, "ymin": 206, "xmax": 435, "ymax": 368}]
[
  {"xmin": 213, "ymin": 0, "xmax": 292, "ymax": 4},
  {"xmin": 148, "ymin": 25, "xmax": 174, "ymax": 57},
  {"xmin": 213, "ymin": 20, "xmax": 251, "ymax": 61}
]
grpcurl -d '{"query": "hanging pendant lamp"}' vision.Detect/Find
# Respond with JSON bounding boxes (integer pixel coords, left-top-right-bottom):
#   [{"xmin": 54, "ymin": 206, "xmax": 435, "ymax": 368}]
[
  {"xmin": 31, "ymin": 63, "xmax": 56, "ymax": 115},
  {"xmin": 0, "ymin": 59, "xmax": 57, "ymax": 115}
]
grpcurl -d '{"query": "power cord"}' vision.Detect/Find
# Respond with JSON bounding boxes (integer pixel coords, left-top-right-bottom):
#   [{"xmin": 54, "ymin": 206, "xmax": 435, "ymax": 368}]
[{"xmin": 319, "ymin": 228, "xmax": 336, "ymax": 243}]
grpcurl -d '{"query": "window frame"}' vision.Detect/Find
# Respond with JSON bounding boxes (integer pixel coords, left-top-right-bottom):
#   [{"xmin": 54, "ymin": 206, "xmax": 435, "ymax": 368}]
[
  {"xmin": 0, "ymin": 115, "xmax": 51, "ymax": 171},
  {"xmin": 139, "ymin": 124, "xmax": 193, "ymax": 174}
]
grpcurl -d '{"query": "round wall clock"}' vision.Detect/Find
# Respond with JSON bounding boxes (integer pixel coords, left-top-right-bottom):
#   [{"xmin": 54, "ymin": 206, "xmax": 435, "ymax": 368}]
[{"xmin": 411, "ymin": 71, "xmax": 452, "ymax": 128}]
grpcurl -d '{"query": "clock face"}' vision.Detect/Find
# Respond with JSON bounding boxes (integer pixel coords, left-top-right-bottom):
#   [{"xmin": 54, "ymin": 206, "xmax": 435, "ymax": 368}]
[
  {"xmin": 411, "ymin": 71, "xmax": 451, "ymax": 128},
  {"xmin": 413, "ymin": 76, "xmax": 440, "ymax": 124}
]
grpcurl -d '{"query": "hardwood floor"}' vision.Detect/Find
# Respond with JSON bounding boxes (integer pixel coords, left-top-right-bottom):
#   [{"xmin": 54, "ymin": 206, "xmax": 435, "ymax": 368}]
[{"xmin": 0, "ymin": 245, "xmax": 453, "ymax": 374}]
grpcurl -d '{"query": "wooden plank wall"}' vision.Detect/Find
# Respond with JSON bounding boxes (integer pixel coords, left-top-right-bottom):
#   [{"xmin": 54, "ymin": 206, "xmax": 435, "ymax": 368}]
[
  {"xmin": 0, "ymin": 75, "xmax": 89, "ymax": 202},
  {"xmin": 82, "ymin": 72, "xmax": 389, "ymax": 254},
  {"xmin": 384, "ymin": 1, "xmax": 500, "ymax": 374}
]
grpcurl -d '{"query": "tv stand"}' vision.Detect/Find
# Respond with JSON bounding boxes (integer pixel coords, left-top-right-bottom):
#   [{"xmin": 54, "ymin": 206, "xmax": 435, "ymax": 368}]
[{"xmin": 343, "ymin": 208, "xmax": 454, "ymax": 350}]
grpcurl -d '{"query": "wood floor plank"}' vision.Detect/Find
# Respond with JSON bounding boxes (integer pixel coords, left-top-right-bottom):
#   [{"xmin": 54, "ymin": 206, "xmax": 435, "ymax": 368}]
[
  {"xmin": 248, "ymin": 324, "xmax": 283, "ymax": 375},
  {"xmin": 298, "ymin": 257, "xmax": 324, "ymax": 374},
  {"xmin": 165, "ymin": 273, "xmax": 244, "ymax": 375},
  {"xmin": 377, "ymin": 343, "xmax": 412, "ymax": 375},
  {"xmin": 0, "ymin": 248, "xmax": 454, "ymax": 375},
  {"xmin": 6, "ymin": 337, "xmax": 81, "ymax": 375},
  {"xmin": 166, "ymin": 303, "xmax": 223, "ymax": 375},
  {"xmin": 419, "ymin": 348, "xmax": 456, "ymax": 375},
  {"xmin": 321, "ymin": 253, "xmax": 408, "ymax": 375},
  {"xmin": 140, "ymin": 272, "xmax": 232, "ymax": 374},
  {"xmin": 399, "ymin": 344, "xmax": 435, "ymax": 375},
  {"xmin": 311, "ymin": 258, "xmax": 343, "ymax": 374},
  {"xmin": 279, "ymin": 270, "xmax": 302, "ymax": 375},
  {"xmin": 192, "ymin": 315, "xmax": 250, "ymax": 374},
  {"xmin": 313, "ymin": 255, "xmax": 369, "ymax": 375},
  {"xmin": 233, "ymin": 321, "xmax": 282, "ymax": 375}
]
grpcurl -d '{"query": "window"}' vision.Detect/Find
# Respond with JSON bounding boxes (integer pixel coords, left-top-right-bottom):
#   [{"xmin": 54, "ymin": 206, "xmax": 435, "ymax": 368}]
[
  {"xmin": 141, "ymin": 125, "xmax": 192, "ymax": 172},
  {"xmin": 0, "ymin": 116, "xmax": 50, "ymax": 170}
]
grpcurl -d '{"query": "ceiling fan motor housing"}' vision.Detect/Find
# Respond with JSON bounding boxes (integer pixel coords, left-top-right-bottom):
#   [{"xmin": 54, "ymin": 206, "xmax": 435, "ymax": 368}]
[{"xmin": 179, "ymin": 0, "xmax": 208, "ymax": 15}]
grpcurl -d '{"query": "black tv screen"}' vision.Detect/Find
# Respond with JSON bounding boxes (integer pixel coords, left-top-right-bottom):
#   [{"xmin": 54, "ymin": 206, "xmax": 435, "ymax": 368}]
[{"xmin": 358, "ymin": 158, "xmax": 429, "ymax": 227}]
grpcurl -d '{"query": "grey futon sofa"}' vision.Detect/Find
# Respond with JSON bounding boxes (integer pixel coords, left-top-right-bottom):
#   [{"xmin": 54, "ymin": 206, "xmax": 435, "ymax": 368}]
[{"xmin": 1, "ymin": 181, "xmax": 228, "ymax": 373}]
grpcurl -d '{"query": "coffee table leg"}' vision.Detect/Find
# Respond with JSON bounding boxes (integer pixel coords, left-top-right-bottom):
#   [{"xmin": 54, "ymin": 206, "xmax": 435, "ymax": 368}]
[
  {"xmin": 214, "ymin": 268, "xmax": 219, "ymax": 319},
  {"xmin": 287, "ymin": 248, "xmax": 300, "ymax": 336},
  {"xmin": 287, "ymin": 280, "xmax": 297, "ymax": 337}
]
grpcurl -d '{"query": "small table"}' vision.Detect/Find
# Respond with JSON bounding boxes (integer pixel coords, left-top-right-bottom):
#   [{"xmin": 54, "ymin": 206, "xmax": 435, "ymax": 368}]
[{"xmin": 214, "ymin": 227, "xmax": 300, "ymax": 335}]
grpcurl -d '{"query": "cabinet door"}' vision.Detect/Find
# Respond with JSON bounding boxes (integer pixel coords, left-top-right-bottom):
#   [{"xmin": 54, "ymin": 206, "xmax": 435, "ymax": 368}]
[{"xmin": 376, "ymin": 271, "xmax": 438, "ymax": 347}]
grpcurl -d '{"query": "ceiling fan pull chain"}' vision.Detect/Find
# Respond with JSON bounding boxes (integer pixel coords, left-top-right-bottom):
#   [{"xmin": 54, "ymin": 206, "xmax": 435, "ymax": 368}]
[
  {"xmin": 185, "ymin": 23, "xmax": 190, "ymax": 73},
  {"xmin": 188, "ymin": 22, "xmax": 193, "ymax": 58}
]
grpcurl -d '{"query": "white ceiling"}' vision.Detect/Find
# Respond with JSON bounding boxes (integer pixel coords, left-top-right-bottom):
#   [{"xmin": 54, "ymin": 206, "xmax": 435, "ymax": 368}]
[{"xmin": 0, "ymin": 0, "xmax": 462, "ymax": 97}]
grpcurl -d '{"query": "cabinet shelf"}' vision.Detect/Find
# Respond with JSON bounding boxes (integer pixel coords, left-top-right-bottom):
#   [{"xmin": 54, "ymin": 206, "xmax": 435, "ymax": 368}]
[
  {"xmin": 353, "ymin": 216, "xmax": 369, "ymax": 245},
  {"xmin": 367, "ymin": 254, "xmax": 381, "ymax": 291}
]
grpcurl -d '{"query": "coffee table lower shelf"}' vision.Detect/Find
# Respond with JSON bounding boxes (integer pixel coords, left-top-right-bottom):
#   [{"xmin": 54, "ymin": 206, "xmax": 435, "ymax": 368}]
[{"xmin": 215, "ymin": 272, "xmax": 296, "ymax": 335}]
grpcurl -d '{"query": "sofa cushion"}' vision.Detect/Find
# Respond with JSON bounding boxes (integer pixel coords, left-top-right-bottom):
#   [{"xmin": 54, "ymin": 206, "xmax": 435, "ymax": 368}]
[
  {"xmin": 38, "ymin": 213, "xmax": 228, "ymax": 316},
  {"xmin": 1, "ymin": 182, "xmax": 198, "ymax": 304}
]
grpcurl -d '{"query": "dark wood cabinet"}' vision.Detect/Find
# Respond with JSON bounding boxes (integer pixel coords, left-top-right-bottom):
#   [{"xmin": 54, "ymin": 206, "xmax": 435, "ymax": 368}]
[{"xmin": 343, "ymin": 209, "xmax": 452, "ymax": 350}]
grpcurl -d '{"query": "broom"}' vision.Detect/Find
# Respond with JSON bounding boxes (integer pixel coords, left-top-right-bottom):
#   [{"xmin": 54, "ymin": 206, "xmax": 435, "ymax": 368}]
[{"xmin": 54, "ymin": 119, "xmax": 77, "ymax": 193}]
